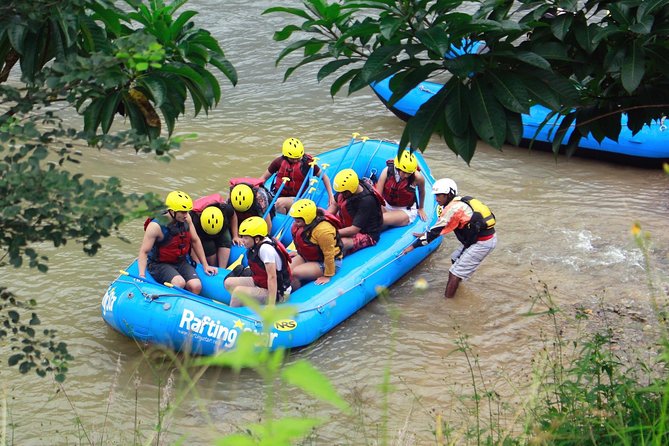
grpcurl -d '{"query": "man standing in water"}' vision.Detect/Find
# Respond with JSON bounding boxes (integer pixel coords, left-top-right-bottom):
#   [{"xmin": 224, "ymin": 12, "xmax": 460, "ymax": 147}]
[{"xmin": 402, "ymin": 178, "xmax": 497, "ymax": 298}]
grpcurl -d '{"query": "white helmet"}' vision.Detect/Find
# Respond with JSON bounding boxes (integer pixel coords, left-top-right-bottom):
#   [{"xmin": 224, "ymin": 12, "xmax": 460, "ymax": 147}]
[{"xmin": 432, "ymin": 178, "xmax": 458, "ymax": 196}]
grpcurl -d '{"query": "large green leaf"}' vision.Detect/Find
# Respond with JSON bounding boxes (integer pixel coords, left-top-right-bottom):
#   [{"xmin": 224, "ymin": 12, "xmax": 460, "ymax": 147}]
[
  {"xmin": 99, "ymin": 91, "xmax": 121, "ymax": 134},
  {"xmin": 401, "ymin": 83, "xmax": 451, "ymax": 152},
  {"xmin": 262, "ymin": 6, "xmax": 313, "ymax": 20},
  {"xmin": 317, "ymin": 58, "xmax": 358, "ymax": 82},
  {"xmin": 444, "ymin": 82, "xmax": 469, "ymax": 133},
  {"xmin": 621, "ymin": 40, "xmax": 645, "ymax": 94},
  {"xmin": 467, "ymin": 79, "xmax": 506, "ymax": 149},
  {"xmin": 331, "ymin": 69, "xmax": 359, "ymax": 96},
  {"xmin": 170, "ymin": 10, "xmax": 198, "ymax": 41},
  {"xmin": 160, "ymin": 62, "xmax": 205, "ymax": 86},
  {"xmin": 7, "ymin": 19, "xmax": 27, "ymax": 55},
  {"xmin": 137, "ymin": 74, "xmax": 168, "ymax": 107},
  {"xmin": 488, "ymin": 71, "xmax": 530, "ymax": 114},
  {"xmin": 416, "ymin": 25, "xmax": 451, "ymax": 57},
  {"xmin": 282, "ymin": 360, "xmax": 349, "ymax": 411},
  {"xmin": 351, "ymin": 44, "xmax": 401, "ymax": 91},
  {"xmin": 550, "ymin": 13, "xmax": 573, "ymax": 41},
  {"xmin": 210, "ymin": 53, "xmax": 238, "ymax": 85},
  {"xmin": 83, "ymin": 97, "xmax": 105, "ymax": 134}
]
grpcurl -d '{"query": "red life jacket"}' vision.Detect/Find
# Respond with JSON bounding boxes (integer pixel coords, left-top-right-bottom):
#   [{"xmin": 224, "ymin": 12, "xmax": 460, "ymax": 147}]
[
  {"xmin": 336, "ymin": 179, "xmax": 385, "ymax": 228},
  {"xmin": 291, "ymin": 211, "xmax": 343, "ymax": 262},
  {"xmin": 273, "ymin": 154, "xmax": 313, "ymax": 197},
  {"xmin": 192, "ymin": 193, "xmax": 225, "ymax": 212},
  {"xmin": 144, "ymin": 216, "xmax": 191, "ymax": 264},
  {"xmin": 382, "ymin": 160, "xmax": 417, "ymax": 208},
  {"xmin": 247, "ymin": 238, "xmax": 292, "ymax": 294}
]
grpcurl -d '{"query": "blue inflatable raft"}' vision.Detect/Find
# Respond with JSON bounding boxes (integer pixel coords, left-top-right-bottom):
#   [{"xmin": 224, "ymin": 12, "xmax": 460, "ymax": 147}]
[
  {"xmin": 371, "ymin": 76, "xmax": 669, "ymax": 166},
  {"xmin": 101, "ymin": 139, "xmax": 442, "ymax": 354}
]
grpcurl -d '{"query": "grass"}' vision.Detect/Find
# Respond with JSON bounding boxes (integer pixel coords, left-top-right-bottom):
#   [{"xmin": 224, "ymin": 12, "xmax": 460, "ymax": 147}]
[{"xmin": 2, "ymin": 226, "xmax": 667, "ymax": 445}]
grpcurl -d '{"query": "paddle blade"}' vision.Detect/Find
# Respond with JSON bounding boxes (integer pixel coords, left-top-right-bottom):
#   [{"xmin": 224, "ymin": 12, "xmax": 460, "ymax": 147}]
[{"xmin": 227, "ymin": 253, "xmax": 244, "ymax": 270}]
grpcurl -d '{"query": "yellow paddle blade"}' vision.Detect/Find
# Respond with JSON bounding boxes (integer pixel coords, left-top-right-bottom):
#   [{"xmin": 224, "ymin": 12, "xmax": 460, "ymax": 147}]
[
  {"xmin": 227, "ymin": 253, "xmax": 244, "ymax": 270},
  {"xmin": 287, "ymin": 242, "xmax": 296, "ymax": 251}
]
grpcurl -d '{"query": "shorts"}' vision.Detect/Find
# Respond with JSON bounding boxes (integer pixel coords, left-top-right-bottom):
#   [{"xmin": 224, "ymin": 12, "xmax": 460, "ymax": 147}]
[
  {"xmin": 350, "ymin": 232, "xmax": 377, "ymax": 254},
  {"xmin": 148, "ymin": 259, "xmax": 199, "ymax": 285},
  {"xmin": 449, "ymin": 234, "xmax": 497, "ymax": 280},
  {"xmin": 201, "ymin": 231, "xmax": 232, "ymax": 257},
  {"xmin": 384, "ymin": 203, "xmax": 418, "ymax": 224},
  {"xmin": 318, "ymin": 258, "xmax": 343, "ymax": 274}
]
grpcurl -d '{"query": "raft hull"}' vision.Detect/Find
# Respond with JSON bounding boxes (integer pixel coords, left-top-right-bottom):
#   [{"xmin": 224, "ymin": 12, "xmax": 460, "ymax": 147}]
[
  {"xmin": 371, "ymin": 77, "xmax": 669, "ymax": 167},
  {"xmin": 101, "ymin": 140, "xmax": 442, "ymax": 354}
]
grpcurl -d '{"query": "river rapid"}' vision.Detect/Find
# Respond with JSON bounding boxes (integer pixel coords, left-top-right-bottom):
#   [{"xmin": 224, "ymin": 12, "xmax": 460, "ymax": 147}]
[{"xmin": 3, "ymin": 0, "xmax": 669, "ymax": 444}]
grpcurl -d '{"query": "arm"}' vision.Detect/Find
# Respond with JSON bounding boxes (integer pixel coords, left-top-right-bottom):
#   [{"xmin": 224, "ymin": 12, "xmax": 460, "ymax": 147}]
[
  {"xmin": 403, "ymin": 202, "xmax": 464, "ymax": 254},
  {"xmin": 231, "ymin": 212, "xmax": 242, "ymax": 245},
  {"xmin": 137, "ymin": 222, "xmax": 161, "ymax": 278},
  {"xmin": 339, "ymin": 224, "xmax": 361, "ymax": 237},
  {"xmin": 187, "ymin": 214, "xmax": 217, "ymax": 275},
  {"xmin": 264, "ymin": 261, "xmax": 278, "ymax": 305},
  {"xmin": 374, "ymin": 167, "xmax": 388, "ymax": 195},
  {"xmin": 415, "ymin": 172, "xmax": 427, "ymax": 221},
  {"xmin": 259, "ymin": 169, "xmax": 272, "ymax": 182},
  {"xmin": 321, "ymin": 172, "xmax": 337, "ymax": 212},
  {"xmin": 313, "ymin": 224, "xmax": 338, "ymax": 281}
]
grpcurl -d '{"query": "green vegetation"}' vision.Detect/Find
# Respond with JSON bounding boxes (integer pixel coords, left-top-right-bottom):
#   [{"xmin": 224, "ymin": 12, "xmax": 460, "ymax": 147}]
[
  {"xmin": 265, "ymin": 0, "xmax": 669, "ymax": 163},
  {"xmin": 0, "ymin": 0, "xmax": 236, "ymax": 379},
  {"xmin": 2, "ymin": 1, "xmax": 667, "ymax": 445}
]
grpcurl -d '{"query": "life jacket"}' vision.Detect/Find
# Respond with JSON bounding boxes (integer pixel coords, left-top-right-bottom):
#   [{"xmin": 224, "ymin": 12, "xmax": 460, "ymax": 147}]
[
  {"xmin": 274, "ymin": 154, "xmax": 314, "ymax": 197},
  {"xmin": 336, "ymin": 178, "xmax": 385, "ymax": 229},
  {"xmin": 291, "ymin": 211, "xmax": 343, "ymax": 262},
  {"xmin": 192, "ymin": 193, "xmax": 225, "ymax": 212},
  {"xmin": 144, "ymin": 215, "xmax": 191, "ymax": 263},
  {"xmin": 382, "ymin": 160, "xmax": 417, "ymax": 208},
  {"xmin": 247, "ymin": 238, "xmax": 292, "ymax": 296},
  {"xmin": 453, "ymin": 196, "xmax": 496, "ymax": 248}
]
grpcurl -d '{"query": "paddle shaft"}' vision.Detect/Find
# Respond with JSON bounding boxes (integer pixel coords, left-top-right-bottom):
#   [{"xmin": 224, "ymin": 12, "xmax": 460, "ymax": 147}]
[{"xmin": 263, "ymin": 176, "xmax": 290, "ymax": 219}]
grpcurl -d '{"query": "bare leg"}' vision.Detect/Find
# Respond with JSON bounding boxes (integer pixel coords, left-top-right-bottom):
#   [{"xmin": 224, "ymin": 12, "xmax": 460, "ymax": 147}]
[
  {"xmin": 186, "ymin": 278, "xmax": 203, "ymax": 295},
  {"xmin": 382, "ymin": 210, "xmax": 410, "ymax": 227},
  {"xmin": 445, "ymin": 272, "xmax": 461, "ymax": 298}
]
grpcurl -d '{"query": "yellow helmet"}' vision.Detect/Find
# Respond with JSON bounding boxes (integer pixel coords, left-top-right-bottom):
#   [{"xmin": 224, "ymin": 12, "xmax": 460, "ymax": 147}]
[
  {"xmin": 333, "ymin": 169, "xmax": 359, "ymax": 193},
  {"xmin": 238, "ymin": 216, "xmax": 268, "ymax": 237},
  {"xmin": 230, "ymin": 184, "xmax": 254, "ymax": 212},
  {"xmin": 200, "ymin": 206, "xmax": 224, "ymax": 235},
  {"xmin": 165, "ymin": 190, "xmax": 193, "ymax": 212},
  {"xmin": 289, "ymin": 199, "xmax": 317, "ymax": 225},
  {"xmin": 282, "ymin": 137, "xmax": 305, "ymax": 159},
  {"xmin": 394, "ymin": 150, "xmax": 418, "ymax": 174}
]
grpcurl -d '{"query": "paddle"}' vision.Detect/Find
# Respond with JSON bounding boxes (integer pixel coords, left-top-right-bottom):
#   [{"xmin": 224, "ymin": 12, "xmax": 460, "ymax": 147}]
[
  {"xmin": 308, "ymin": 162, "xmax": 333, "ymax": 206},
  {"xmin": 348, "ymin": 136, "xmax": 369, "ymax": 171},
  {"xmin": 362, "ymin": 139, "xmax": 386, "ymax": 178},
  {"xmin": 263, "ymin": 176, "xmax": 290, "ymax": 219},
  {"xmin": 226, "ymin": 253, "xmax": 244, "ymax": 270},
  {"xmin": 330, "ymin": 132, "xmax": 360, "ymax": 178},
  {"xmin": 293, "ymin": 156, "xmax": 319, "ymax": 200}
]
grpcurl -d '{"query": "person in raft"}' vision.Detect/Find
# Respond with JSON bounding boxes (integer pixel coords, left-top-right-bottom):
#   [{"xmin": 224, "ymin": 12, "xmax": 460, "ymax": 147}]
[
  {"xmin": 374, "ymin": 149, "xmax": 427, "ymax": 226},
  {"xmin": 228, "ymin": 183, "xmax": 272, "ymax": 245},
  {"xmin": 190, "ymin": 202, "xmax": 235, "ymax": 268},
  {"xmin": 259, "ymin": 137, "xmax": 336, "ymax": 214},
  {"xmin": 331, "ymin": 168, "xmax": 384, "ymax": 254},
  {"xmin": 288, "ymin": 198, "xmax": 343, "ymax": 290},
  {"xmin": 224, "ymin": 216, "xmax": 292, "ymax": 306},
  {"xmin": 138, "ymin": 190, "xmax": 217, "ymax": 294},
  {"xmin": 401, "ymin": 178, "xmax": 497, "ymax": 298}
]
